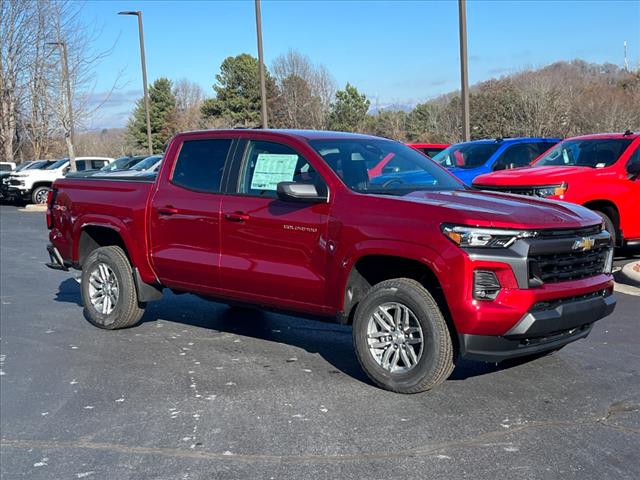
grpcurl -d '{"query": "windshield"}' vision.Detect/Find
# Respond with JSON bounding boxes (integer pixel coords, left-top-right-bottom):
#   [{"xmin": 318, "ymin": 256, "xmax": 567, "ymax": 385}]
[
  {"xmin": 103, "ymin": 157, "xmax": 133, "ymax": 171},
  {"xmin": 131, "ymin": 155, "xmax": 162, "ymax": 171},
  {"xmin": 535, "ymin": 139, "xmax": 632, "ymax": 168},
  {"xmin": 433, "ymin": 143, "xmax": 501, "ymax": 169},
  {"xmin": 0, "ymin": 164, "xmax": 12, "ymax": 172},
  {"xmin": 17, "ymin": 162, "xmax": 36, "ymax": 171},
  {"xmin": 308, "ymin": 138, "xmax": 462, "ymax": 195},
  {"xmin": 46, "ymin": 159, "xmax": 68, "ymax": 170}
]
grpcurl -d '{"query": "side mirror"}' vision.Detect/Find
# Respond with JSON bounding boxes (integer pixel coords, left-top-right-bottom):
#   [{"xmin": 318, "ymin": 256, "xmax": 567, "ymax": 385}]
[
  {"xmin": 627, "ymin": 160, "xmax": 640, "ymax": 179},
  {"xmin": 277, "ymin": 181, "xmax": 327, "ymax": 203}
]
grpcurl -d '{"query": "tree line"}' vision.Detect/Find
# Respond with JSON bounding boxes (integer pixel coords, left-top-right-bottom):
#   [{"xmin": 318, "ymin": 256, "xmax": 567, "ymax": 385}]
[
  {"xmin": 126, "ymin": 54, "xmax": 640, "ymax": 154},
  {"xmin": 2, "ymin": 0, "xmax": 639, "ymax": 162}
]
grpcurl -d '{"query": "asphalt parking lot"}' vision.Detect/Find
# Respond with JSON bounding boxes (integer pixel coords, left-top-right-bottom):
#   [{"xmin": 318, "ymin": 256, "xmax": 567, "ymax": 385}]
[{"xmin": 1, "ymin": 204, "xmax": 639, "ymax": 479}]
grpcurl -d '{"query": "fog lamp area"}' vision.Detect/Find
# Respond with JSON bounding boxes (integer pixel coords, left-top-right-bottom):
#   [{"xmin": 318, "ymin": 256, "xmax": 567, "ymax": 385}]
[{"xmin": 473, "ymin": 270, "xmax": 501, "ymax": 300}]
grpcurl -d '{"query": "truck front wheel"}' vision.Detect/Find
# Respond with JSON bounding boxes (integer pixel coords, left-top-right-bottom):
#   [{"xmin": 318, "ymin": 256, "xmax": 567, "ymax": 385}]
[
  {"xmin": 31, "ymin": 186, "xmax": 50, "ymax": 205},
  {"xmin": 352, "ymin": 278, "xmax": 454, "ymax": 394},
  {"xmin": 81, "ymin": 246, "xmax": 145, "ymax": 330}
]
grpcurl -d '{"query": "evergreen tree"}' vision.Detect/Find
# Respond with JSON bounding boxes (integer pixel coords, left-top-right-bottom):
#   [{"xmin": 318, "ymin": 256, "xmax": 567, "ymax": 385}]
[
  {"xmin": 328, "ymin": 83, "xmax": 370, "ymax": 132},
  {"xmin": 127, "ymin": 77, "xmax": 177, "ymax": 153},
  {"xmin": 201, "ymin": 54, "xmax": 277, "ymax": 126}
]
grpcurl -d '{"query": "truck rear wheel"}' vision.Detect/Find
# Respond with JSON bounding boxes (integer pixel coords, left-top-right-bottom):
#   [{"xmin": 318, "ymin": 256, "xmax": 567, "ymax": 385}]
[
  {"xmin": 81, "ymin": 246, "xmax": 145, "ymax": 330},
  {"xmin": 352, "ymin": 278, "xmax": 454, "ymax": 394}
]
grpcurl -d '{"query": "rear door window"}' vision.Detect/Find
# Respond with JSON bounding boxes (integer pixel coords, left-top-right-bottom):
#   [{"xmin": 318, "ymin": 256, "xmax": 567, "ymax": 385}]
[{"xmin": 172, "ymin": 139, "xmax": 233, "ymax": 193}]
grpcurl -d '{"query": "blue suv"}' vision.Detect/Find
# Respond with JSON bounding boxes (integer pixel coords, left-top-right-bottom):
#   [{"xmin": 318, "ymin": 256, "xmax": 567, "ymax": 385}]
[{"xmin": 431, "ymin": 137, "xmax": 560, "ymax": 185}]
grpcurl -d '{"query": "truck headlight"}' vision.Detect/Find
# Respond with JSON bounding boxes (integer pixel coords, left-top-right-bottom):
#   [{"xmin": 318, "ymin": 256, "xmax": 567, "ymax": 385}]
[
  {"xmin": 442, "ymin": 224, "xmax": 538, "ymax": 248},
  {"xmin": 534, "ymin": 183, "xmax": 567, "ymax": 198}
]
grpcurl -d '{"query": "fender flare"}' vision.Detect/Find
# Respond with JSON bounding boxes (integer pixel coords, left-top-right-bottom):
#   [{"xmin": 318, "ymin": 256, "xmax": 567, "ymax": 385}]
[
  {"xmin": 71, "ymin": 214, "xmax": 157, "ymax": 283},
  {"xmin": 334, "ymin": 239, "xmax": 452, "ymax": 314}
]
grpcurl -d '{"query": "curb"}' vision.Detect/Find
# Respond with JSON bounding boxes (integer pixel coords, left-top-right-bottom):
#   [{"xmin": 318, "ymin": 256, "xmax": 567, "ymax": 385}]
[
  {"xmin": 18, "ymin": 204, "xmax": 47, "ymax": 212},
  {"xmin": 616, "ymin": 261, "xmax": 640, "ymax": 288}
]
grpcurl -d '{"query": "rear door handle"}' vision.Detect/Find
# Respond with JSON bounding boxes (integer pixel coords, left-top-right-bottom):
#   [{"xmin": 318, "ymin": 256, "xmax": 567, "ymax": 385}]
[
  {"xmin": 224, "ymin": 212, "xmax": 250, "ymax": 222},
  {"xmin": 158, "ymin": 206, "xmax": 179, "ymax": 216}
]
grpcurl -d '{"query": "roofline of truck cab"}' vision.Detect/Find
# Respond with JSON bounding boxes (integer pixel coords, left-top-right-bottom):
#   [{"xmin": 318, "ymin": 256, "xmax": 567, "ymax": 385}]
[{"xmin": 172, "ymin": 128, "xmax": 387, "ymax": 142}]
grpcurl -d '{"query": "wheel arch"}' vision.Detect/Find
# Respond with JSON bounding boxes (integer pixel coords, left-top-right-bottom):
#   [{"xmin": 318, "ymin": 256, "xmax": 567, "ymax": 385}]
[
  {"xmin": 340, "ymin": 250, "xmax": 458, "ymax": 352},
  {"xmin": 583, "ymin": 199, "xmax": 621, "ymax": 243}
]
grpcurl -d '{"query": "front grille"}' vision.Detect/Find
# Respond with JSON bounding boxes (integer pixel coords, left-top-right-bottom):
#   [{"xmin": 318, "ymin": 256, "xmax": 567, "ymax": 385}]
[
  {"xmin": 536, "ymin": 225, "xmax": 602, "ymax": 238},
  {"xmin": 478, "ymin": 185, "xmax": 538, "ymax": 196},
  {"xmin": 529, "ymin": 245, "xmax": 608, "ymax": 283}
]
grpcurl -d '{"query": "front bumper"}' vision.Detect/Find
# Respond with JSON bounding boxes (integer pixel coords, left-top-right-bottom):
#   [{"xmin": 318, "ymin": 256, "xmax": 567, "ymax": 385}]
[{"xmin": 460, "ymin": 289, "xmax": 615, "ymax": 362}]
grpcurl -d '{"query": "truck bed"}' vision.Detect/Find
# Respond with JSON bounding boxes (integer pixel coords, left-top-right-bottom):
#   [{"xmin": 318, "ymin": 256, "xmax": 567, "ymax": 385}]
[{"xmin": 51, "ymin": 176, "xmax": 155, "ymax": 272}]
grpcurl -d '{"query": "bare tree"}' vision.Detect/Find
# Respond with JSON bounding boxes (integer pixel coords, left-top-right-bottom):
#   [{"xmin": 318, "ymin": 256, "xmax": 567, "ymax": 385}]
[
  {"xmin": 271, "ymin": 50, "xmax": 335, "ymax": 129},
  {"xmin": 172, "ymin": 78, "xmax": 205, "ymax": 131},
  {"xmin": 0, "ymin": 0, "xmax": 40, "ymax": 161},
  {"xmin": 1, "ymin": 0, "xmax": 119, "ymax": 162}
]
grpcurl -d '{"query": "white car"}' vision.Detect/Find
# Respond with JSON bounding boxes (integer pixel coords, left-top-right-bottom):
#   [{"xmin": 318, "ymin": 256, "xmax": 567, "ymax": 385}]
[
  {"xmin": 0, "ymin": 162, "xmax": 17, "ymax": 172},
  {"xmin": 8, "ymin": 157, "xmax": 113, "ymax": 204}
]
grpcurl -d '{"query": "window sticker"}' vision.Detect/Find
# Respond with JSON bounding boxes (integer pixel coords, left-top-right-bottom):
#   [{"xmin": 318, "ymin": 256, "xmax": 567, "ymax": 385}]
[{"xmin": 250, "ymin": 153, "xmax": 299, "ymax": 191}]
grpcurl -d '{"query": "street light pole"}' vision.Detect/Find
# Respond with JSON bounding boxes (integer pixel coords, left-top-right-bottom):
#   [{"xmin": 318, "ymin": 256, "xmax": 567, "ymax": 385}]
[
  {"xmin": 255, "ymin": 0, "xmax": 268, "ymax": 129},
  {"xmin": 47, "ymin": 41, "xmax": 76, "ymax": 172},
  {"xmin": 119, "ymin": 11, "xmax": 153, "ymax": 154},
  {"xmin": 458, "ymin": 0, "xmax": 470, "ymax": 141}
]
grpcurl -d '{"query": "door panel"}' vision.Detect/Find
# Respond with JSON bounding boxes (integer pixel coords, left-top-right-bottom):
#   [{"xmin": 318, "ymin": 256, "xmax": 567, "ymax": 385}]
[
  {"xmin": 220, "ymin": 196, "xmax": 330, "ymax": 307},
  {"xmin": 149, "ymin": 183, "xmax": 222, "ymax": 290},
  {"xmin": 148, "ymin": 138, "xmax": 233, "ymax": 291},
  {"xmin": 219, "ymin": 139, "xmax": 331, "ymax": 309}
]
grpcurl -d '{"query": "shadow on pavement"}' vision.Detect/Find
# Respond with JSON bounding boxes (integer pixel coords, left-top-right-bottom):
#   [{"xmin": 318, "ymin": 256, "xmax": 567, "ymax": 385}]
[
  {"xmin": 52, "ymin": 278, "xmax": 539, "ymax": 387},
  {"xmin": 54, "ymin": 277, "xmax": 83, "ymax": 306}
]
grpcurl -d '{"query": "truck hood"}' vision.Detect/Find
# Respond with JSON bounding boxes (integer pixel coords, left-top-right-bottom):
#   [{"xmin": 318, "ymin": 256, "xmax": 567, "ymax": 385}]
[
  {"xmin": 11, "ymin": 169, "xmax": 60, "ymax": 178},
  {"xmin": 396, "ymin": 189, "xmax": 599, "ymax": 230},
  {"xmin": 473, "ymin": 166, "xmax": 591, "ymax": 186}
]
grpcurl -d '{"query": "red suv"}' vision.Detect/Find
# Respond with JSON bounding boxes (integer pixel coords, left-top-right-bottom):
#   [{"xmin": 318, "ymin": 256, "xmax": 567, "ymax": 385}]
[{"xmin": 474, "ymin": 132, "xmax": 640, "ymax": 246}]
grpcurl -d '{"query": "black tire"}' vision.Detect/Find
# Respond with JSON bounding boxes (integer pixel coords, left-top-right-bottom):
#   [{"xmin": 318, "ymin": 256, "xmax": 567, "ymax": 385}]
[
  {"xmin": 352, "ymin": 278, "xmax": 454, "ymax": 394},
  {"xmin": 595, "ymin": 210, "xmax": 617, "ymax": 246},
  {"xmin": 31, "ymin": 186, "xmax": 50, "ymax": 205},
  {"xmin": 81, "ymin": 246, "xmax": 145, "ymax": 330}
]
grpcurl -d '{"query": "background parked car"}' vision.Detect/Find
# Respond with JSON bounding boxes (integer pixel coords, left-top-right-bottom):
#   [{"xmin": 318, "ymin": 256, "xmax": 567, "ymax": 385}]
[
  {"xmin": 1, "ymin": 160, "xmax": 55, "ymax": 202},
  {"xmin": 7, "ymin": 157, "xmax": 113, "ymax": 204},
  {"xmin": 0, "ymin": 162, "xmax": 17, "ymax": 172},
  {"xmin": 473, "ymin": 131, "xmax": 640, "ymax": 246},
  {"xmin": 92, "ymin": 154, "xmax": 163, "ymax": 177},
  {"xmin": 65, "ymin": 155, "xmax": 148, "ymax": 178},
  {"xmin": 432, "ymin": 137, "xmax": 560, "ymax": 184},
  {"xmin": 407, "ymin": 143, "xmax": 450, "ymax": 158}
]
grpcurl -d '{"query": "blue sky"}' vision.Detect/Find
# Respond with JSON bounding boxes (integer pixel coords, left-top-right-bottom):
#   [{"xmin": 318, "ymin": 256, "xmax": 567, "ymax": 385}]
[{"xmin": 81, "ymin": 0, "xmax": 640, "ymax": 129}]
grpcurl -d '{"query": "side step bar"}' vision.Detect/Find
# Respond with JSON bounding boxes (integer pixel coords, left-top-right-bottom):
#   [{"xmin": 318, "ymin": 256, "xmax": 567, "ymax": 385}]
[{"xmin": 46, "ymin": 244, "xmax": 69, "ymax": 271}]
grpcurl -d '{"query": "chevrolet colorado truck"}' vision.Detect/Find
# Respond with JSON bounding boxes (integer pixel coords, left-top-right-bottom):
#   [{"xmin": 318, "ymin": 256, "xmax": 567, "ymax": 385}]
[
  {"xmin": 46, "ymin": 129, "xmax": 616, "ymax": 393},
  {"xmin": 473, "ymin": 132, "xmax": 640, "ymax": 247}
]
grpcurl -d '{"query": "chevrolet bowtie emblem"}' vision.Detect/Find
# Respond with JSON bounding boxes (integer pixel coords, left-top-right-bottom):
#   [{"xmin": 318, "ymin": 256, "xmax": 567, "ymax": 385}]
[{"xmin": 572, "ymin": 237, "xmax": 596, "ymax": 251}]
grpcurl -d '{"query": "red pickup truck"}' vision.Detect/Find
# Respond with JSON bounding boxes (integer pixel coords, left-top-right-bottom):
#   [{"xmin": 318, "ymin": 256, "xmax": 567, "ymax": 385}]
[
  {"xmin": 473, "ymin": 132, "xmax": 640, "ymax": 246},
  {"xmin": 46, "ymin": 129, "xmax": 616, "ymax": 393}
]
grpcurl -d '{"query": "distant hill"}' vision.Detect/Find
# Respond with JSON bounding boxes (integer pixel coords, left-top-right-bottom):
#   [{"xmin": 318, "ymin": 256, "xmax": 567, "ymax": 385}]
[{"xmin": 401, "ymin": 60, "xmax": 640, "ymax": 143}]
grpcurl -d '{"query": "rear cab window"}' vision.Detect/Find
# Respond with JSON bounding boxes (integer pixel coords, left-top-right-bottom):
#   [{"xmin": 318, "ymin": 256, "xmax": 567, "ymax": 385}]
[{"xmin": 171, "ymin": 138, "xmax": 233, "ymax": 193}]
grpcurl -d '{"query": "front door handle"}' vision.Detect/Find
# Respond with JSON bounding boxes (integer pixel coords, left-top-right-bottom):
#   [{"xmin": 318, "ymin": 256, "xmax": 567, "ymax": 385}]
[
  {"xmin": 158, "ymin": 206, "xmax": 179, "ymax": 216},
  {"xmin": 224, "ymin": 212, "xmax": 250, "ymax": 222}
]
